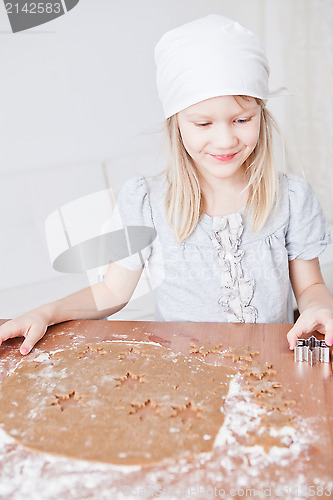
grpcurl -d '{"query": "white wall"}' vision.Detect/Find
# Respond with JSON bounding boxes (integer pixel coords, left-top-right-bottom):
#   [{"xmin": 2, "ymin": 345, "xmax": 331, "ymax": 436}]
[
  {"xmin": 0, "ymin": 0, "xmax": 266, "ymax": 318},
  {"xmin": 0, "ymin": 0, "xmax": 270, "ymax": 174},
  {"xmin": 0, "ymin": 0, "xmax": 331, "ymax": 319}
]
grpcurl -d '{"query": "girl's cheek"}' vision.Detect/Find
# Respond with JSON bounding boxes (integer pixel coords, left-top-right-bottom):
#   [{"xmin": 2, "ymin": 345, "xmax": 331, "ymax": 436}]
[{"xmin": 243, "ymin": 127, "xmax": 260, "ymax": 145}]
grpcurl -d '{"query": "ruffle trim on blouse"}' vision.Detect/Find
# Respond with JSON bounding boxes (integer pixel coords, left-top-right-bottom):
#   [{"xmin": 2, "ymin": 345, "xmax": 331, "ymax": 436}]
[{"xmin": 211, "ymin": 213, "xmax": 258, "ymax": 323}]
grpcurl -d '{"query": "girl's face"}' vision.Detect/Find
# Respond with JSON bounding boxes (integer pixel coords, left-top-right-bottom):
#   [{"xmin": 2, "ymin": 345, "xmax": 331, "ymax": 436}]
[{"xmin": 177, "ymin": 95, "xmax": 261, "ymax": 186}]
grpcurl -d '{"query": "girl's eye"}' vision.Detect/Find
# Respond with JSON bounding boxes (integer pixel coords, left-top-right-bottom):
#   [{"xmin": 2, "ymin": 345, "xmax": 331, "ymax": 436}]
[
  {"xmin": 194, "ymin": 122, "xmax": 211, "ymax": 127},
  {"xmin": 235, "ymin": 117, "xmax": 252, "ymax": 124}
]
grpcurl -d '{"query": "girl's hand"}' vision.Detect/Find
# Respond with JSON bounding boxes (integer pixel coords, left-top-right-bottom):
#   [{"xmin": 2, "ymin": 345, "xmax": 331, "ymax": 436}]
[
  {"xmin": 287, "ymin": 306, "xmax": 333, "ymax": 350},
  {"xmin": 0, "ymin": 313, "xmax": 49, "ymax": 355}
]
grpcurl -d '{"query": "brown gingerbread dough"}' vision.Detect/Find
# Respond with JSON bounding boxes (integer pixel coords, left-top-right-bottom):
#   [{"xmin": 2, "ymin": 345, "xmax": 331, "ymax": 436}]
[
  {"xmin": 221, "ymin": 346, "xmax": 259, "ymax": 363},
  {"xmin": 0, "ymin": 341, "xmax": 235, "ymax": 466},
  {"xmin": 260, "ymin": 409, "xmax": 295, "ymax": 429},
  {"xmin": 239, "ymin": 361, "xmax": 277, "ymax": 380}
]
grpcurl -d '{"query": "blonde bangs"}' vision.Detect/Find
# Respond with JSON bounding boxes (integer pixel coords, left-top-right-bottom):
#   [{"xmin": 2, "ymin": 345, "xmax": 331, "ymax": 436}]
[{"xmin": 165, "ymin": 99, "xmax": 279, "ymax": 241}]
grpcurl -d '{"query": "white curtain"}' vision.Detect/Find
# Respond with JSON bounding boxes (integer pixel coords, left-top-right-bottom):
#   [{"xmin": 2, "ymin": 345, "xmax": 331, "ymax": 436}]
[{"xmin": 276, "ymin": 0, "xmax": 333, "ymax": 226}]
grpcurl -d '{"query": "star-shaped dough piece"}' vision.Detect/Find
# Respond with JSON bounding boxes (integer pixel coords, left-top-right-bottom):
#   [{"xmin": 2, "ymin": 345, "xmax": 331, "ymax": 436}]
[
  {"xmin": 190, "ymin": 342, "xmax": 223, "ymax": 358},
  {"xmin": 239, "ymin": 362, "xmax": 277, "ymax": 380},
  {"xmin": 77, "ymin": 344, "xmax": 107, "ymax": 359},
  {"xmin": 118, "ymin": 347, "xmax": 147, "ymax": 362},
  {"xmin": 253, "ymin": 392, "xmax": 296, "ymax": 413},
  {"xmin": 260, "ymin": 409, "xmax": 295, "ymax": 429},
  {"xmin": 114, "ymin": 372, "xmax": 145, "ymax": 389},
  {"xmin": 244, "ymin": 379, "xmax": 283, "ymax": 397},
  {"xmin": 248, "ymin": 430, "xmax": 290, "ymax": 453},
  {"xmin": 221, "ymin": 346, "xmax": 259, "ymax": 363}
]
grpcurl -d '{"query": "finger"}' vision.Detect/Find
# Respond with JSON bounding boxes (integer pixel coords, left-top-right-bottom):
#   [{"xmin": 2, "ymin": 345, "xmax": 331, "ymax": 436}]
[
  {"xmin": 286, "ymin": 314, "xmax": 316, "ymax": 350},
  {"xmin": 20, "ymin": 324, "xmax": 47, "ymax": 356},
  {"xmin": 0, "ymin": 320, "xmax": 25, "ymax": 346},
  {"xmin": 323, "ymin": 319, "xmax": 333, "ymax": 346}
]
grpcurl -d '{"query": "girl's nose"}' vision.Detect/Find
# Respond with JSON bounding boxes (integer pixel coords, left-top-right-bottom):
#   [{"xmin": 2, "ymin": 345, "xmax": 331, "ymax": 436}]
[{"xmin": 211, "ymin": 124, "xmax": 239, "ymax": 150}]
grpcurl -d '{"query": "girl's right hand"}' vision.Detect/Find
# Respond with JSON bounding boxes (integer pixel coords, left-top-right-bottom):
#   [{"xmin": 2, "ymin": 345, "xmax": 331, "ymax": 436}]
[{"xmin": 0, "ymin": 312, "xmax": 49, "ymax": 355}]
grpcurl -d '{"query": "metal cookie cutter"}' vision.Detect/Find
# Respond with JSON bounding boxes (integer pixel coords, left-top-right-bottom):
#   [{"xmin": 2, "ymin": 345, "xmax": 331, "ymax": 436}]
[{"xmin": 294, "ymin": 336, "xmax": 330, "ymax": 366}]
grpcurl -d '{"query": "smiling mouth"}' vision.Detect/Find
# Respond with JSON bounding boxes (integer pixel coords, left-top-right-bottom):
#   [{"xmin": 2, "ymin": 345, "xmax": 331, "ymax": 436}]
[{"xmin": 209, "ymin": 153, "xmax": 238, "ymax": 162}]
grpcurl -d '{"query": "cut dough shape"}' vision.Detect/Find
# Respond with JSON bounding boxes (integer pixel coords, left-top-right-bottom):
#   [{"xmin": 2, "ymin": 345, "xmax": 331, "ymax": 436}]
[
  {"xmin": 0, "ymin": 342, "xmax": 235, "ymax": 466},
  {"xmin": 260, "ymin": 409, "xmax": 295, "ymax": 429},
  {"xmin": 253, "ymin": 393, "xmax": 296, "ymax": 413},
  {"xmin": 244, "ymin": 379, "xmax": 283, "ymax": 397},
  {"xmin": 248, "ymin": 430, "xmax": 290, "ymax": 453},
  {"xmin": 118, "ymin": 346, "xmax": 147, "ymax": 363},
  {"xmin": 239, "ymin": 362, "xmax": 277, "ymax": 380},
  {"xmin": 221, "ymin": 346, "xmax": 259, "ymax": 363},
  {"xmin": 190, "ymin": 344, "xmax": 259, "ymax": 363},
  {"xmin": 190, "ymin": 342, "xmax": 223, "ymax": 357}
]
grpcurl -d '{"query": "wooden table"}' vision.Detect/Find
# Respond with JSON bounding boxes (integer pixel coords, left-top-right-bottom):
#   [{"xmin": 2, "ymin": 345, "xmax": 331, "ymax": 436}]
[{"xmin": 0, "ymin": 319, "xmax": 332, "ymax": 500}]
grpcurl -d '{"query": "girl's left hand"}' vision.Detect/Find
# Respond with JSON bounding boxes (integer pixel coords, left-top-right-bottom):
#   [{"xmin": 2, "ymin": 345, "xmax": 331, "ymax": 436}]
[{"xmin": 287, "ymin": 306, "xmax": 333, "ymax": 349}]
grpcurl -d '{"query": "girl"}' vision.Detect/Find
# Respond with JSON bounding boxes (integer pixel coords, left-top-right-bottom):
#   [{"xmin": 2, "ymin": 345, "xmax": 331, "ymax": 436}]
[{"xmin": 0, "ymin": 14, "xmax": 332, "ymax": 354}]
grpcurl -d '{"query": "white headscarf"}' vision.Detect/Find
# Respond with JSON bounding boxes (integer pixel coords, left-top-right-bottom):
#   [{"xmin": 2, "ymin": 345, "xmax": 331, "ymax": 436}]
[{"xmin": 154, "ymin": 14, "xmax": 270, "ymax": 119}]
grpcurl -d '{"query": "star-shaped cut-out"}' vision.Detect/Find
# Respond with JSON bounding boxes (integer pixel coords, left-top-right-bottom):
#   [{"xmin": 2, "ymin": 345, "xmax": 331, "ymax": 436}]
[
  {"xmin": 221, "ymin": 346, "xmax": 259, "ymax": 363},
  {"xmin": 239, "ymin": 362, "xmax": 277, "ymax": 380},
  {"xmin": 51, "ymin": 391, "xmax": 82, "ymax": 411},
  {"xmin": 190, "ymin": 342, "xmax": 223, "ymax": 358},
  {"xmin": 129, "ymin": 399, "xmax": 159, "ymax": 421},
  {"xmin": 248, "ymin": 430, "xmax": 290, "ymax": 453},
  {"xmin": 114, "ymin": 372, "xmax": 145, "ymax": 389},
  {"xmin": 171, "ymin": 402, "xmax": 202, "ymax": 424},
  {"xmin": 118, "ymin": 347, "xmax": 147, "ymax": 363},
  {"xmin": 77, "ymin": 344, "xmax": 106, "ymax": 359},
  {"xmin": 253, "ymin": 392, "xmax": 296, "ymax": 413},
  {"xmin": 260, "ymin": 409, "xmax": 295, "ymax": 429},
  {"xmin": 244, "ymin": 379, "xmax": 283, "ymax": 397}
]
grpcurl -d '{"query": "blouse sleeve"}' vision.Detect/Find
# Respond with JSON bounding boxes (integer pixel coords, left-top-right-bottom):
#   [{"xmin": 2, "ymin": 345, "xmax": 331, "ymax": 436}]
[
  {"xmin": 107, "ymin": 176, "xmax": 156, "ymax": 270},
  {"xmin": 286, "ymin": 174, "xmax": 331, "ymax": 261}
]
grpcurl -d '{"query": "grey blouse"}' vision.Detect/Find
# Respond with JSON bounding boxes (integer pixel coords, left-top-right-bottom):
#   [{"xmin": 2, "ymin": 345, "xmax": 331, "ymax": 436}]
[{"xmin": 110, "ymin": 172, "xmax": 331, "ymax": 324}]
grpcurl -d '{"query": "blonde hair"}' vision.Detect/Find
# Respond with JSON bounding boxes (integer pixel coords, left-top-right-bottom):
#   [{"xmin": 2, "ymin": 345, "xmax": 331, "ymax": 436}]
[{"xmin": 165, "ymin": 97, "xmax": 279, "ymax": 242}]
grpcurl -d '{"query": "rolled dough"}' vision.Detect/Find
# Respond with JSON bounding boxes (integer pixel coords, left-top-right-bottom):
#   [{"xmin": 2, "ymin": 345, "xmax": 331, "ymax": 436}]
[{"xmin": 0, "ymin": 342, "xmax": 235, "ymax": 466}]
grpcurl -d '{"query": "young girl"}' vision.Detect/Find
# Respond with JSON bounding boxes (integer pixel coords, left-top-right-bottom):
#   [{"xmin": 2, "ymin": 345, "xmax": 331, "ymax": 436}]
[{"xmin": 1, "ymin": 14, "xmax": 333, "ymax": 354}]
